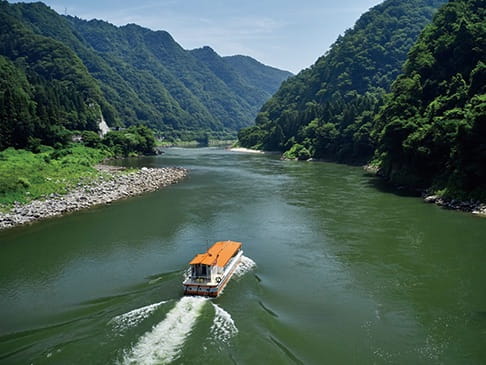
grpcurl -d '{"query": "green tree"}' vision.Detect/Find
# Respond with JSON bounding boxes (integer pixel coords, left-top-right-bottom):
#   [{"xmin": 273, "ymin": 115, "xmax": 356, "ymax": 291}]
[
  {"xmin": 374, "ymin": 0, "xmax": 486, "ymax": 198},
  {"xmin": 238, "ymin": 0, "xmax": 446, "ymax": 164}
]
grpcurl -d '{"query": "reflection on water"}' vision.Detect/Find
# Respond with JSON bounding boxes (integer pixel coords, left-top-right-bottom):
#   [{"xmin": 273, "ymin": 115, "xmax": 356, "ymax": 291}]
[{"xmin": 1, "ymin": 148, "xmax": 485, "ymax": 364}]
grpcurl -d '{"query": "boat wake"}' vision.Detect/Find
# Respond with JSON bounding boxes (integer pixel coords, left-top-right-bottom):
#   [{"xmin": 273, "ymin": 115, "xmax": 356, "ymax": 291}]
[
  {"xmin": 118, "ymin": 256, "xmax": 255, "ymax": 364},
  {"xmin": 210, "ymin": 304, "xmax": 238, "ymax": 343},
  {"xmin": 110, "ymin": 301, "xmax": 167, "ymax": 333},
  {"xmin": 120, "ymin": 296, "xmax": 207, "ymax": 365},
  {"xmin": 233, "ymin": 255, "xmax": 256, "ymax": 278},
  {"xmin": 118, "ymin": 298, "xmax": 240, "ymax": 364}
]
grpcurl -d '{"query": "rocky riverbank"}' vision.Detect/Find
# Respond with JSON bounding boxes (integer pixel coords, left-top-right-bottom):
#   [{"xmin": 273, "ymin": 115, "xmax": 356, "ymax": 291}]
[
  {"xmin": 423, "ymin": 194, "xmax": 486, "ymax": 216},
  {"xmin": 0, "ymin": 166, "xmax": 188, "ymax": 230},
  {"xmin": 362, "ymin": 165, "xmax": 486, "ymax": 216}
]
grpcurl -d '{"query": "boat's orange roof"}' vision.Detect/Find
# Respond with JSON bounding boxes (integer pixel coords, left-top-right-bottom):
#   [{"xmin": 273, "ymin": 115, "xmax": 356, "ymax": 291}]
[{"xmin": 189, "ymin": 240, "xmax": 242, "ymax": 267}]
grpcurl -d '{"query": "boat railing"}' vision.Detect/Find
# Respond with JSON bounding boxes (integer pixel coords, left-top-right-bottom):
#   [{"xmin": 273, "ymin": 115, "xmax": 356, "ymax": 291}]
[
  {"xmin": 184, "ymin": 272, "xmax": 211, "ymax": 282},
  {"xmin": 184, "ymin": 267, "xmax": 210, "ymax": 281},
  {"xmin": 193, "ymin": 276, "xmax": 211, "ymax": 283}
]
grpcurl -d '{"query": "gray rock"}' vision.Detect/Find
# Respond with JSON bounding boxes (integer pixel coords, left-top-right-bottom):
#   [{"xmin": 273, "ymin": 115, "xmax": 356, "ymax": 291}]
[
  {"xmin": 424, "ymin": 195, "xmax": 438, "ymax": 203},
  {"xmin": 0, "ymin": 167, "xmax": 188, "ymax": 230}
]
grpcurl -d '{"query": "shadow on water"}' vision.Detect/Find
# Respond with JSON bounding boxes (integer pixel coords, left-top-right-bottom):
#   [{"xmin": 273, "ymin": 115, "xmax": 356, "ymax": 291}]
[
  {"xmin": 259, "ymin": 300, "xmax": 279, "ymax": 318},
  {"xmin": 363, "ymin": 174, "xmax": 422, "ymax": 198},
  {"xmin": 269, "ymin": 336, "xmax": 305, "ymax": 365}
]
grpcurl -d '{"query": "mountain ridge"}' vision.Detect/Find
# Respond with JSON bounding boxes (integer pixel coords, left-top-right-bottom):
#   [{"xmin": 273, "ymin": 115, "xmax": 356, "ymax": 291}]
[
  {"xmin": 0, "ymin": 1, "xmax": 292, "ymax": 149},
  {"xmin": 238, "ymin": 0, "xmax": 447, "ymax": 161},
  {"xmin": 238, "ymin": 0, "xmax": 485, "ymax": 200}
]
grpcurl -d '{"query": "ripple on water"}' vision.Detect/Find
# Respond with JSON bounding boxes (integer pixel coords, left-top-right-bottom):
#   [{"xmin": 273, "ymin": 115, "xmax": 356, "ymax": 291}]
[
  {"xmin": 209, "ymin": 304, "xmax": 238, "ymax": 343},
  {"xmin": 110, "ymin": 301, "xmax": 167, "ymax": 333},
  {"xmin": 233, "ymin": 255, "xmax": 256, "ymax": 278}
]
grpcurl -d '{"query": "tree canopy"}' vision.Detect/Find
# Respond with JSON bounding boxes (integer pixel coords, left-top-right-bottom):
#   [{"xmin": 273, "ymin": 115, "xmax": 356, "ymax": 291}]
[
  {"xmin": 0, "ymin": 5, "xmax": 110, "ymax": 150},
  {"xmin": 239, "ymin": 0, "xmax": 485, "ymax": 200},
  {"xmin": 238, "ymin": 0, "xmax": 447, "ymax": 163},
  {"xmin": 374, "ymin": 0, "xmax": 486, "ymax": 198},
  {"xmin": 0, "ymin": 1, "xmax": 292, "ymax": 150}
]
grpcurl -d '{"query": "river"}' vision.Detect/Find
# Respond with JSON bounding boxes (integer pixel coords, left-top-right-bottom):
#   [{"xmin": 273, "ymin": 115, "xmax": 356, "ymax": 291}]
[{"xmin": 1, "ymin": 147, "xmax": 485, "ymax": 364}]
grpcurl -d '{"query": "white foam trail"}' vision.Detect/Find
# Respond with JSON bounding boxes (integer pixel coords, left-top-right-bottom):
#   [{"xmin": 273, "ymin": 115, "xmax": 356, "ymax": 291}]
[
  {"xmin": 233, "ymin": 255, "xmax": 256, "ymax": 277},
  {"xmin": 210, "ymin": 304, "xmax": 238, "ymax": 343},
  {"xmin": 121, "ymin": 296, "xmax": 207, "ymax": 365},
  {"xmin": 110, "ymin": 301, "xmax": 167, "ymax": 333}
]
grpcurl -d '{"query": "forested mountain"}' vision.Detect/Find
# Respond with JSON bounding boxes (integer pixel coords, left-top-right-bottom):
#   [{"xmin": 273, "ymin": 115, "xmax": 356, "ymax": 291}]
[
  {"xmin": 238, "ymin": 0, "xmax": 447, "ymax": 163},
  {"xmin": 239, "ymin": 0, "xmax": 485, "ymax": 200},
  {"xmin": 0, "ymin": 5, "xmax": 113, "ymax": 150},
  {"xmin": 0, "ymin": 1, "xmax": 291, "ymax": 149},
  {"xmin": 223, "ymin": 55, "xmax": 294, "ymax": 97},
  {"xmin": 189, "ymin": 48, "xmax": 292, "ymax": 117},
  {"xmin": 375, "ymin": 0, "xmax": 486, "ymax": 197}
]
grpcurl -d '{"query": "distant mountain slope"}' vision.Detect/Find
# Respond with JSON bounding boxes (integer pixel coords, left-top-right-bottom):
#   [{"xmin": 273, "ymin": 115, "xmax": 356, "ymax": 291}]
[
  {"xmin": 67, "ymin": 18, "xmax": 227, "ymax": 132},
  {"xmin": 191, "ymin": 47, "xmax": 284, "ymax": 117},
  {"xmin": 0, "ymin": 4, "xmax": 113, "ymax": 150},
  {"xmin": 238, "ymin": 0, "xmax": 447, "ymax": 162},
  {"xmin": 0, "ymin": 1, "xmax": 291, "ymax": 148},
  {"xmin": 374, "ymin": 0, "xmax": 486, "ymax": 196},
  {"xmin": 223, "ymin": 55, "xmax": 293, "ymax": 97}
]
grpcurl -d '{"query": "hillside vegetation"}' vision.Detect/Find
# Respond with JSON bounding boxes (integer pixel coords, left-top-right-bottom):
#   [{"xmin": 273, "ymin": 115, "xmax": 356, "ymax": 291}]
[
  {"xmin": 239, "ymin": 0, "xmax": 486, "ymax": 200},
  {"xmin": 0, "ymin": 8, "xmax": 111, "ymax": 150},
  {"xmin": 374, "ymin": 0, "xmax": 486, "ymax": 199},
  {"xmin": 0, "ymin": 145, "xmax": 107, "ymax": 206},
  {"xmin": 0, "ymin": 123, "xmax": 158, "ymax": 206},
  {"xmin": 238, "ymin": 0, "xmax": 446, "ymax": 162},
  {"xmin": 0, "ymin": 1, "xmax": 291, "ymax": 149}
]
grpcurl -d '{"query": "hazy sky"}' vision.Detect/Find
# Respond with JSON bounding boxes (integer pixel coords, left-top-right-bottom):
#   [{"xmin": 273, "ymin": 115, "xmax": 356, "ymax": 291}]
[{"xmin": 13, "ymin": 0, "xmax": 383, "ymax": 73}]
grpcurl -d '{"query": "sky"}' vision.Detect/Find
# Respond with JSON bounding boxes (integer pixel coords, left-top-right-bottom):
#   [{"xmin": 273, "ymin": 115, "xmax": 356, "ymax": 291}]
[{"xmin": 13, "ymin": 0, "xmax": 383, "ymax": 73}]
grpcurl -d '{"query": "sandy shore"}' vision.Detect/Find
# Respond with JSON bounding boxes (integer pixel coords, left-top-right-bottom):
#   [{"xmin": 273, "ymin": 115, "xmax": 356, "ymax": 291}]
[
  {"xmin": 228, "ymin": 147, "xmax": 265, "ymax": 154},
  {"xmin": 0, "ymin": 166, "xmax": 188, "ymax": 230}
]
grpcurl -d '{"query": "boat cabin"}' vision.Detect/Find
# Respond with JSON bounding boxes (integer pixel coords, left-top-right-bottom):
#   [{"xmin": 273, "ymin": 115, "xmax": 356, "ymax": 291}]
[
  {"xmin": 187, "ymin": 240, "xmax": 242, "ymax": 282},
  {"xmin": 183, "ymin": 240, "xmax": 243, "ymax": 297}
]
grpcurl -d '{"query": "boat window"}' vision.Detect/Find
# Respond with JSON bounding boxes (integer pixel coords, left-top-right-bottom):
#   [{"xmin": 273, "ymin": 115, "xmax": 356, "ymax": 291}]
[{"xmin": 192, "ymin": 264, "xmax": 209, "ymax": 277}]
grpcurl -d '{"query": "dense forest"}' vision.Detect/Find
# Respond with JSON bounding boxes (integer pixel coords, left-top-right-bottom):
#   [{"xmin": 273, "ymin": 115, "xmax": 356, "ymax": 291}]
[
  {"xmin": 374, "ymin": 0, "xmax": 486, "ymax": 198},
  {"xmin": 2, "ymin": 0, "xmax": 485, "ymax": 202},
  {"xmin": 0, "ymin": 1, "xmax": 291, "ymax": 150},
  {"xmin": 0, "ymin": 7, "xmax": 111, "ymax": 150},
  {"xmin": 238, "ymin": 0, "xmax": 447, "ymax": 162},
  {"xmin": 239, "ymin": 0, "xmax": 485, "ymax": 200}
]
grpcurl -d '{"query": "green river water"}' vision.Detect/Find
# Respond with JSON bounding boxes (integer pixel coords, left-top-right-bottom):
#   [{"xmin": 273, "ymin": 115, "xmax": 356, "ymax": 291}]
[{"xmin": 1, "ymin": 147, "xmax": 485, "ymax": 364}]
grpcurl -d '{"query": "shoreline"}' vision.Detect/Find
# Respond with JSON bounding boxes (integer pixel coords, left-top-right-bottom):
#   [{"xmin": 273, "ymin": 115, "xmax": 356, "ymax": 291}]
[
  {"xmin": 0, "ymin": 166, "xmax": 188, "ymax": 231},
  {"xmin": 231, "ymin": 151, "xmax": 486, "ymax": 217},
  {"xmin": 228, "ymin": 147, "xmax": 281, "ymax": 154},
  {"xmin": 423, "ymin": 194, "xmax": 486, "ymax": 217},
  {"xmin": 363, "ymin": 165, "xmax": 486, "ymax": 217},
  {"xmin": 228, "ymin": 147, "xmax": 264, "ymax": 154}
]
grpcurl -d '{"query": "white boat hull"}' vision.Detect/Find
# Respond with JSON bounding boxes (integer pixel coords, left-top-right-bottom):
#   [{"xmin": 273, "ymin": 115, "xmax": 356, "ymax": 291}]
[{"xmin": 183, "ymin": 250, "xmax": 243, "ymax": 297}]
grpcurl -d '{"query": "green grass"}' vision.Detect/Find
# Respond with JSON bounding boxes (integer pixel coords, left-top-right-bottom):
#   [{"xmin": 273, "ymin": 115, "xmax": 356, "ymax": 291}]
[{"xmin": 0, "ymin": 145, "xmax": 111, "ymax": 207}]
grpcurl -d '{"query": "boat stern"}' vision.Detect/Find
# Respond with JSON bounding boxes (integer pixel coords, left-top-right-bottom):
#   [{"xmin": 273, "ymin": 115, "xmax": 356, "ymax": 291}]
[{"xmin": 182, "ymin": 240, "xmax": 243, "ymax": 297}]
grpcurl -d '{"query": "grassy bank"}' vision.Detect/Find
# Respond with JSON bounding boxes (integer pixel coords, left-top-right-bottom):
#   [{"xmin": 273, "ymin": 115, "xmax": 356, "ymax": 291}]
[{"xmin": 0, "ymin": 145, "xmax": 110, "ymax": 208}]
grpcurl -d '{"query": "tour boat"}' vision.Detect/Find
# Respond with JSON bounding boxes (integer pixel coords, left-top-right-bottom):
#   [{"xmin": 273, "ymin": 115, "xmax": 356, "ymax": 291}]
[{"xmin": 183, "ymin": 240, "xmax": 243, "ymax": 297}]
